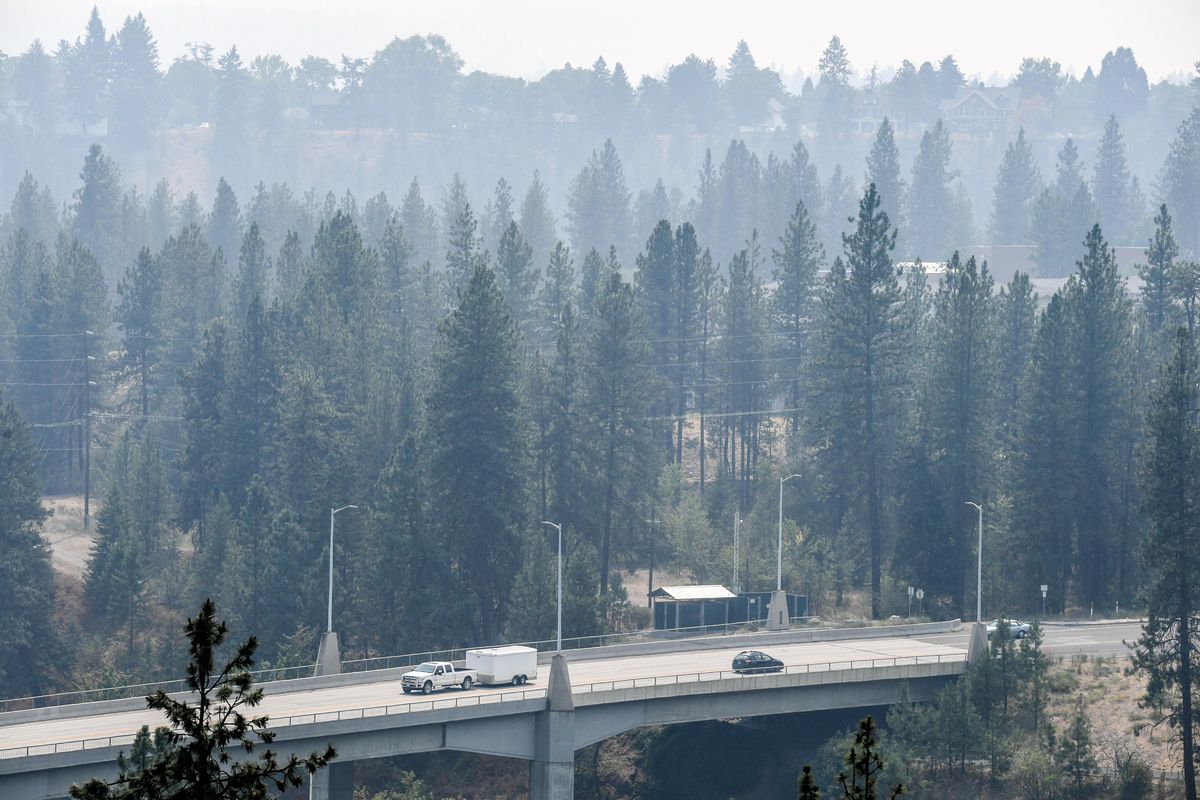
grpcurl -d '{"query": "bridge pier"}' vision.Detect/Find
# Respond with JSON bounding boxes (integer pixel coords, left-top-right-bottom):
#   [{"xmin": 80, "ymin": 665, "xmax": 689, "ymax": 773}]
[
  {"xmin": 308, "ymin": 760, "xmax": 353, "ymax": 800},
  {"xmin": 530, "ymin": 653, "xmax": 575, "ymax": 800}
]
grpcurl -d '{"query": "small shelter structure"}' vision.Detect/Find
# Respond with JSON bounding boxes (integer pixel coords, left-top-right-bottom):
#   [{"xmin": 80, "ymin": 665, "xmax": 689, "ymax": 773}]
[{"xmin": 650, "ymin": 585, "xmax": 736, "ymax": 630}]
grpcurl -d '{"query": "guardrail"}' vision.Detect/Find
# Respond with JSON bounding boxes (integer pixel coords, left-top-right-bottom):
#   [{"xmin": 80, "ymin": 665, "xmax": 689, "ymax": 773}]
[
  {"xmin": 0, "ymin": 652, "xmax": 965, "ymax": 762},
  {"xmin": 1, "ymin": 616, "xmax": 821, "ymax": 713}
]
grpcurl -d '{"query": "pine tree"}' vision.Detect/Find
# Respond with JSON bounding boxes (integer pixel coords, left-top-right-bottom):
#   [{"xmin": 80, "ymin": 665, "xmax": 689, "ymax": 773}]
[
  {"xmin": 995, "ymin": 272, "xmax": 1037, "ymax": 444},
  {"xmin": 1131, "ymin": 329, "xmax": 1200, "ymax": 800},
  {"xmin": 1011, "ymin": 294, "xmax": 1075, "ymax": 610},
  {"xmin": 563, "ymin": 537, "xmax": 602, "ymax": 638},
  {"xmin": 505, "ymin": 530, "xmax": 557, "ymax": 643},
  {"xmin": 566, "ymin": 140, "xmax": 632, "ymax": 263},
  {"xmin": 537, "ymin": 241, "xmax": 576, "ymax": 350},
  {"xmin": 178, "ymin": 323, "xmax": 229, "ymax": 543},
  {"xmin": 208, "ymin": 178, "xmax": 243, "ymax": 268},
  {"xmin": 1140, "ymin": 205, "xmax": 1179, "ymax": 341},
  {"xmin": 496, "ymin": 221, "xmax": 539, "ymax": 344},
  {"xmin": 232, "ymin": 222, "xmax": 267, "ymax": 328},
  {"xmin": 907, "ymin": 120, "xmax": 956, "ymax": 260},
  {"xmin": 1032, "ymin": 139, "xmax": 1096, "ymax": 277},
  {"xmin": 547, "ymin": 303, "xmax": 583, "ymax": 533},
  {"xmin": 585, "ymin": 271, "xmax": 652, "ymax": 594},
  {"xmin": 445, "ymin": 202, "xmax": 486, "ymax": 296},
  {"xmin": 773, "ymin": 200, "xmax": 823, "ymax": 439},
  {"xmin": 519, "ymin": 170, "xmax": 557, "ymax": 273},
  {"xmin": 0, "ymin": 389, "xmax": 57, "ymax": 698},
  {"xmin": 814, "ymin": 184, "xmax": 907, "ymax": 618},
  {"xmin": 72, "ymin": 144, "xmax": 124, "ymax": 285},
  {"xmin": 1092, "ymin": 115, "xmax": 1138, "ymax": 243},
  {"xmin": 865, "ymin": 118, "xmax": 905, "ymax": 239},
  {"xmin": 1064, "ymin": 224, "xmax": 1132, "ymax": 605},
  {"xmin": 274, "ymin": 230, "xmax": 304, "ymax": 303},
  {"xmin": 835, "ymin": 716, "xmax": 904, "ymax": 800},
  {"xmin": 1159, "ymin": 106, "xmax": 1200, "ymax": 255},
  {"xmin": 428, "ymin": 264, "xmax": 527, "ymax": 642},
  {"xmin": 109, "ymin": 12, "xmax": 160, "ymax": 147},
  {"xmin": 69, "ymin": 600, "xmax": 335, "ymax": 799},
  {"xmin": 990, "ymin": 128, "xmax": 1042, "ymax": 244},
  {"xmin": 1057, "ymin": 699, "xmax": 1097, "ymax": 797},
  {"xmin": 400, "ymin": 177, "xmax": 440, "ymax": 271},
  {"xmin": 482, "ymin": 177, "xmax": 515, "ymax": 254}
]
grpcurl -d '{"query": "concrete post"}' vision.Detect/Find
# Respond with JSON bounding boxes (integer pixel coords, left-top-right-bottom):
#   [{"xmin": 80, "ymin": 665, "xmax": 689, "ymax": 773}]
[
  {"xmin": 309, "ymin": 761, "xmax": 353, "ymax": 800},
  {"xmin": 530, "ymin": 653, "xmax": 575, "ymax": 800},
  {"xmin": 766, "ymin": 589, "xmax": 790, "ymax": 631},
  {"xmin": 966, "ymin": 621, "xmax": 989, "ymax": 663},
  {"xmin": 315, "ymin": 631, "xmax": 341, "ymax": 676}
]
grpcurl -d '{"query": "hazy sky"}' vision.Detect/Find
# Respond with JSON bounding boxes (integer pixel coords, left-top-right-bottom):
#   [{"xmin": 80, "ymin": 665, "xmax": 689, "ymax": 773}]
[{"xmin": 3, "ymin": 0, "xmax": 1198, "ymax": 86}]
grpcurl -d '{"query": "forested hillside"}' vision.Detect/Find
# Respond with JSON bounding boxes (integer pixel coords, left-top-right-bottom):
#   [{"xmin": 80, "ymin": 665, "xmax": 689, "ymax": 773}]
[{"xmin": 1, "ymin": 10, "xmax": 1199, "ymax": 701}]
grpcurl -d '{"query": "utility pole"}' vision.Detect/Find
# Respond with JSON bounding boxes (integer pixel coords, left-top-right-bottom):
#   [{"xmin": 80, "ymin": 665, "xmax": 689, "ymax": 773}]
[
  {"xmin": 733, "ymin": 511, "xmax": 740, "ymax": 594},
  {"xmin": 647, "ymin": 509, "xmax": 656, "ymax": 604},
  {"xmin": 83, "ymin": 330, "xmax": 94, "ymax": 530},
  {"xmin": 542, "ymin": 521, "xmax": 563, "ymax": 652},
  {"xmin": 966, "ymin": 501, "xmax": 984, "ymax": 622},
  {"xmin": 778, "ymin": 473, "xmax": 802, "ymax": 591}
]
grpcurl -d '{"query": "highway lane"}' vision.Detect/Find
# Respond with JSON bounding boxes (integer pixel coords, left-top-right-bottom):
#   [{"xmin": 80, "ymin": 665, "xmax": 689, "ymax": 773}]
[
  {"xmin": 915, "ymin": 621, "xmax": 1143, "ymax": 659},
  {"xmin": 1, "ymin": 622, "xmax": 1140, "ymax": 752}
]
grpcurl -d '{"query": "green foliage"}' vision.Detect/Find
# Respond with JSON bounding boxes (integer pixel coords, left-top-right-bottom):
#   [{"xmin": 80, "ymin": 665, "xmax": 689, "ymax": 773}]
[
  {"xmin": 428, "ymin": 263, "xmax": 527, "ymax": 642},
  {"xmin": 69, "ymin": 600, "xmax": 335, "ymax": 799},
  {"xmin": 1056, "ymin": 699, "xmax": 1096, "ymax": 796},
  {"xmin": 0, "ymin": 389, "xmax": 57, "ymax": 697}
]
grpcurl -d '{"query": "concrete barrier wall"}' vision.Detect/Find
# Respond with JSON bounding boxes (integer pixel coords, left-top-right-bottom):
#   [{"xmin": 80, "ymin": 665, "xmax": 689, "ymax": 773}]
[{"xmin": 542, "ymin": 619, "xmax": 963, "ymax": 665}]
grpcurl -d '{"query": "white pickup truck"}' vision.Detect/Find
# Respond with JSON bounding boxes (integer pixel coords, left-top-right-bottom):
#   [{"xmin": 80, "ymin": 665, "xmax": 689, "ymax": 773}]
[{"xmin": 400, "ymin": 661, "xmax": 477, "ymax": 694}]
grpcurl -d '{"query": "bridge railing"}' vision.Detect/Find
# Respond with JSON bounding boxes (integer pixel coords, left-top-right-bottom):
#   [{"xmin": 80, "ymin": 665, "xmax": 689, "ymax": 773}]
[
  {"xmin": 0, "ymin": 616, "xmax": 817, "ymax": 713},
  {"xmin": 0, "ymin": 652, "xmax": 964, "ymax": 762}
]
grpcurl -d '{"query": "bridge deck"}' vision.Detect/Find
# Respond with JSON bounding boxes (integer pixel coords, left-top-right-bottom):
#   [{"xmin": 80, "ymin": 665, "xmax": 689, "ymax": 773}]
[{"xmin": 1, "ymin": 635, "xmax": 963, "ymax": 753}]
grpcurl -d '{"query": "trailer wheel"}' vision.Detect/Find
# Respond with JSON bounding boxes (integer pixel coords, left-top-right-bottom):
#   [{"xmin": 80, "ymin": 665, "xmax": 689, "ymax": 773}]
[
  {"xmin": 519, "ymin": 675, "xmax": 528, "ymax": 685},
  {"xmin": 512, "ymin": 675, "xmax": 521, "ymax": 686},
  {"xmin": 423, "ymin": 681, "xmax": 433, "ymax": 695},
  {"xmin": 461, "ymin": 676, "xmax": 473, "ymax": 691}
]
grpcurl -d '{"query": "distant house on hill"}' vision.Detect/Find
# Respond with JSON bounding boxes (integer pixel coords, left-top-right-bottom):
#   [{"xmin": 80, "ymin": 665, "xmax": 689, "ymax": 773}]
[{"xmin": 939, "ymin": 86, "xmax": 1021, "ymax": 136}]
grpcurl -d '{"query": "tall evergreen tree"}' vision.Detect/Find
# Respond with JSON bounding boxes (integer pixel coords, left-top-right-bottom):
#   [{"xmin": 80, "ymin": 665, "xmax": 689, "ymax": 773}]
[
  {"xmin": 772, "ymin": 200, "xmax": 823, "ymax": 439},
  {"xmin": 1159, "ymin": 106, "xmax": 1200, "ymax": 255},
  {"xmin": 907, "ymin": 120, "xmax": 956, "ymax": 260},
  {"xmin": 519, "ymin": 170, "xmax": 557, "ymax": 273},
  {"xmin": 814, "ymin": 184, "xmax": 907, "ymax": 618},
  {"xmin": 208, "ymin": 178, "xmax": 243, "ymax": 267},
  {"xmin": 0, "ymin": 390, "xmax": 57, "ymax": 698},
  {"xmin": 1092, "ymin": 115, "xmax": 1138, "ymax": 243},
  {"xmin": 989, "ymin": 128, "xmax": 1042, "ymax": 244},
  {"xmin": 71, "ymin": 144, "xmax": 124, "ymax": 285},
  {"xmin": 1131, "ymin": 329, "xmax": 1200, "ymax": 800},
  {"xmin": 495, "ymin": 221, "xmax": 539, "ymax": 344},
  {"xmin": 865, "ymin": 118, "xmax": 905, "ymax": 241},
  {"xmin": 585, "ymin": 270, "xmax": 651, "ymax": 594},
  {"xmin": 232, "ymin": 222, "xmax": 267, "ymax": 328},
  {"xmin": 109, "ymin": 12, "xmax": 160, "ymax": 147},
  {"xmin": 1032, "ymin": 139, "xmax": 1096, "ymax": 277},
  {"xmin": 1140, "ymin": 204, "xmax": 1180, "ymax": 342},
  {"xmin": 1064, "ymin": 224, "xmax": 1133, "ymax": 604},
  {"xmin": 427, "ymin": 264, "xmax": 526, "ymax": 641}
]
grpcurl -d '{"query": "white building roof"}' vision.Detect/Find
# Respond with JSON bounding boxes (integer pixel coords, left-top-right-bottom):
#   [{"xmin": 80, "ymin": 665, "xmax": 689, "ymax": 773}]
[{"xmin": 651, "ymin": 585, "xmax": 737, "ymax": 601}]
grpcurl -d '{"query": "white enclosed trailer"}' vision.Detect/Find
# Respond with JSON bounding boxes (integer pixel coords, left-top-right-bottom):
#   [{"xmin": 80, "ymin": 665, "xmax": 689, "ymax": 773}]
[{"xmin": 465, "ymin": 645, "xmax": 538, "ymax": 685}]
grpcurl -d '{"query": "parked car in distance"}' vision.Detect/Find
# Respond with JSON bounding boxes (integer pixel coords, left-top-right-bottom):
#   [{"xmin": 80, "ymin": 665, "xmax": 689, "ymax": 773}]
[
  {"xmin": 986, "ymin": 619, "xmax": 1032, "ymax": 639},
  {"xmin": 731, "ymin": 650, "xmax": 784, "ymax": 674},
  {"xmin": 401, "ymin": 661, "xmax": 477, "ymax": 694}
]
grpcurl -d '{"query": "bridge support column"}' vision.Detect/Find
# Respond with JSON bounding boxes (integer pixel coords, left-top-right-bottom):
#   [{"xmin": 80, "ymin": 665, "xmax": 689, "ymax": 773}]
[
  {"xmin": 309, "ymin": 761, "xmax": 353, "ymax": 800},
  {"xmin": 315, "ymin": 631, "xmax": 341, "ymax": 676},
  {"xmin": 530, "ymin": 653, "xmax": 575, "ymax": 800},
  {"xmin": 766, "ymin": 589, "xmax": 790, "ymax": 631}
]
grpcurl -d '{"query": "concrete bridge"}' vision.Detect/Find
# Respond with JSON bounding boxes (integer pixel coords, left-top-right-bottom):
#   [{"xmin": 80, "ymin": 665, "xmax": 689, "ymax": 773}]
[{"xmin": 0, "ymin": 622, "xmax": 972, "ymax": 799}]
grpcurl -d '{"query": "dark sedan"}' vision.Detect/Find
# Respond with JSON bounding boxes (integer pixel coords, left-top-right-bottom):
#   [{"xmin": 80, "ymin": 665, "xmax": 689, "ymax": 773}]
[{"xmin": 732, "ymin": 650, "xmax": 784, "ymax": 674}]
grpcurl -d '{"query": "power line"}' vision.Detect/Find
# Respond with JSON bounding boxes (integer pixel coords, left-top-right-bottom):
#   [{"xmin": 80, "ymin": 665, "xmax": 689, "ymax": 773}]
[
  {"xmin": 643, "ymin": 407, "xmax": 801, "ymax": 422},
  {"xmin": 0, "ymin": 381, "xmax": 87, "ymax": 387}
]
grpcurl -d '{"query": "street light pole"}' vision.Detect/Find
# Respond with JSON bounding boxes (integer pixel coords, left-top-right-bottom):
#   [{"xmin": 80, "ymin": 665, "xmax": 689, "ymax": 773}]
[
  {"xmin": 543, "ymin": 521, "xmax": 563, "ymax": 652},
  {"xmin": 966, "ymin": 501, "xmax": 983, "ymax": 622},
  {"xmin": 778, "ymin": 474, "xmax": 802, "ymax": 592},
  {"xmin": 327, "ymin": 504, "xmax": 358, "ymax": 633}
]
